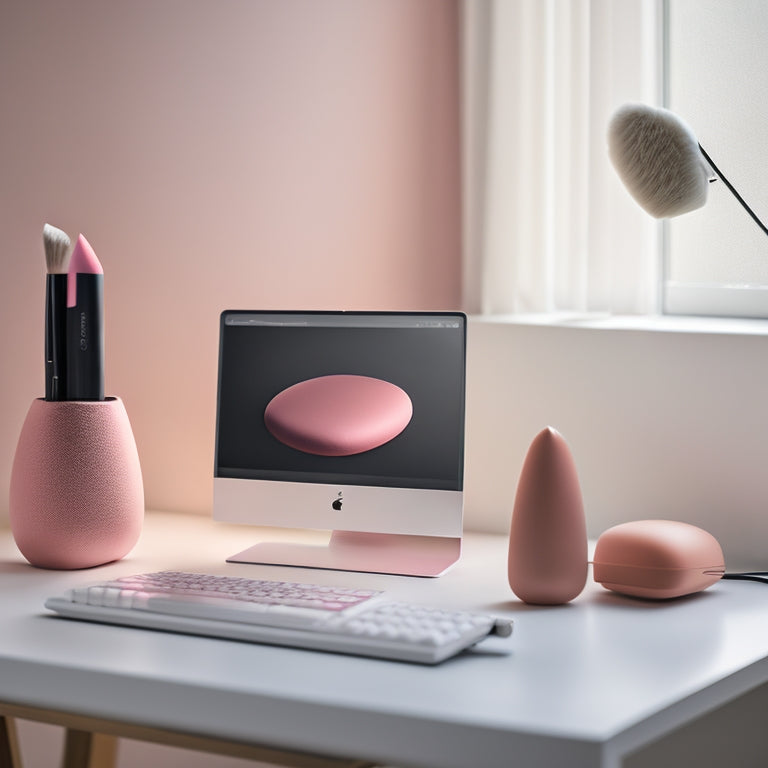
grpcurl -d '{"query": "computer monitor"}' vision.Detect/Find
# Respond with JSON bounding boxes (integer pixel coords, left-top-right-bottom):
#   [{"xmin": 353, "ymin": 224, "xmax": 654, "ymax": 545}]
[{"xmin": 213, "ymin": 310, "xmax": 466, "ymax": 577}]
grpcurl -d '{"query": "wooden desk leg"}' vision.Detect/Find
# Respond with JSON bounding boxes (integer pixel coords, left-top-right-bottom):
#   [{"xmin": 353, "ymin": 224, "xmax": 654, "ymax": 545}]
[
  {"xmin": 0, "ymin": 716, "xmax": 22, "ymax": 768},
  {"xmin": 62, "ymin": 730, "xmax": 118, "ymax": 768}
]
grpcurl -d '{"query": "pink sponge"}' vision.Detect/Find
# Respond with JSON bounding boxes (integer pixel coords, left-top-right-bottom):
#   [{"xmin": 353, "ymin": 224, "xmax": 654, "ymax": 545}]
[
  {"xmin": 508, "ymin": 427, "xmax": 588, "ymax": 605},
  {"xmin": 593, "ymin": 520, "xmax": 725, "ymax": 599}
]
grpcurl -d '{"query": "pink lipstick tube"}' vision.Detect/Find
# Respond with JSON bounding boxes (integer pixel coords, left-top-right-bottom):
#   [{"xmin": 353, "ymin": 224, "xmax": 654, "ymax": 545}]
[{"xmin": 66, "ymin": 234, "xmax": 104, "ymax": 400}]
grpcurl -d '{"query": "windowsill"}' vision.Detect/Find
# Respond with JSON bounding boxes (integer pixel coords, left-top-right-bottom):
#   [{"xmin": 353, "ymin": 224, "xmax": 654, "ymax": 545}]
[{"xmin": 469, "ymin": 312, "xmax": 768, "ymax": 336}]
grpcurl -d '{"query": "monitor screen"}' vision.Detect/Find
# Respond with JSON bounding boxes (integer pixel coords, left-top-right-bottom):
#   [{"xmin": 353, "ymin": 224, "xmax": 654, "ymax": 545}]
[{"xmin": 213, "ymin": 310, "xmax": 466, "ymax": 576}]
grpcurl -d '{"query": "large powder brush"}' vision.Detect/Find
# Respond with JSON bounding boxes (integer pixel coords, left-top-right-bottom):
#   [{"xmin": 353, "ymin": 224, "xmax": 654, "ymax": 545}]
[{"xmin": 608, "ymin": 102, "xmax": 767, "ymax": 235}]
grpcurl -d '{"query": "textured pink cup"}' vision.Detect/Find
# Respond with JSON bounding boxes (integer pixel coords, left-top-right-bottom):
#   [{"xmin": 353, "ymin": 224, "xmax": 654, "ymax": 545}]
[{"xmin": 9, "ymin": 397, "xmax": 144, "ymax": 569}]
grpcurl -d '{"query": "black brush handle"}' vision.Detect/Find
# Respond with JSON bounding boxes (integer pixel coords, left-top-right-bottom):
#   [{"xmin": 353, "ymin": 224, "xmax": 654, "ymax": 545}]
[
  {"xmin": 66, "ymin": 273, "xmax": 104, "ymax": 400},
  {"xmin": 45, "ymin": 273, "xmax": 68, "ymax": 401},
  {"xmin": 698, "ymin": 143, "xmax": 768, "ymax": 238}
]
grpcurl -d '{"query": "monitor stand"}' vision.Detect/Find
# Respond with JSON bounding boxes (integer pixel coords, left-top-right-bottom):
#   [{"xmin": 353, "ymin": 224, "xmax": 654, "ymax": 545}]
[{"xmin": 226, "ymin": 530, "xmax": 462, "ymax": 577}]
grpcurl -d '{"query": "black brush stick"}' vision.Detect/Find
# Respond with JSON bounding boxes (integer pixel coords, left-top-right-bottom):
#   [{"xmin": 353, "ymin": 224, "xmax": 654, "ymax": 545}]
[{"xmin": 43, "ymin": 224, "xmax": 71, "ymax": 401}]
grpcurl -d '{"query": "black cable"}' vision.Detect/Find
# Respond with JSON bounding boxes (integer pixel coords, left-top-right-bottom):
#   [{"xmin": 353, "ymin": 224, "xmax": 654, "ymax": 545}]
[{"xmin": 722, "ymin": 572, "xmax": 768, "ymax": 584}]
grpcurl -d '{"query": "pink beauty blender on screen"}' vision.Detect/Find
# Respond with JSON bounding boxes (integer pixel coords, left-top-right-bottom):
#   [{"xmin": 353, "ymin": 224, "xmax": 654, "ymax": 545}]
[{"xmin": 264, "ymin": 374, "xmax": 413, "ymax": 456}]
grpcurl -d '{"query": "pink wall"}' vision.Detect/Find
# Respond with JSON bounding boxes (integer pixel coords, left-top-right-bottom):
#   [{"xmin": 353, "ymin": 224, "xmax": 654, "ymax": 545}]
[{"xmin": 0, "ymin": 0, "xmax": 461, "ymax": 519}]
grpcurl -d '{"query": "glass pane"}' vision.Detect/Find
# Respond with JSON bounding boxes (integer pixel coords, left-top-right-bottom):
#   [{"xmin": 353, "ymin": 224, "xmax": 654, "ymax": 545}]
[{"xmin": 665, "ymin": 0, "xmax": 768, "ymax": 316}]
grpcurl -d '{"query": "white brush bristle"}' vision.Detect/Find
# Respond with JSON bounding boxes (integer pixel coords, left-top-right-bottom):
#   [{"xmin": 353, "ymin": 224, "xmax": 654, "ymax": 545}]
[
  {"xmin": 43, "ymin": 223, "xmax": 71, "ymax": 274},
  {"xmin": 608, "ymin": 104, "xmax": 712, "ymax": 219}
]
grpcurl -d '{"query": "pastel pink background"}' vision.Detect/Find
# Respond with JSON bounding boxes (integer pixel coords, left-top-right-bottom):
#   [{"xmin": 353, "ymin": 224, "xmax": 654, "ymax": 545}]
[{"xmin": 0, "ymin": 0, "xmax": 461, "ymax": 520}]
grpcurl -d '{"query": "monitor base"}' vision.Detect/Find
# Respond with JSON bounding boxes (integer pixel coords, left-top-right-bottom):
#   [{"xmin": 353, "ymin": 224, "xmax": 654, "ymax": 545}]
[{"xmin": 226, "ymin": 530, "xmax": 462, "ymax": 577}]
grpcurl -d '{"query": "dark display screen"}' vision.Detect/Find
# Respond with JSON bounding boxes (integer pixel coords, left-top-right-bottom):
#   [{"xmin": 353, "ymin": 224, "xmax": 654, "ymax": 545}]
[{"xmin": 215, "ymin": 311, "xmax": 466, "ymax": 490}]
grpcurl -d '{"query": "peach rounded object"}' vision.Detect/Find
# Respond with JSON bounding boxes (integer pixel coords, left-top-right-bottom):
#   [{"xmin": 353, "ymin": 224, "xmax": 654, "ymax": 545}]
[
  {"xmin": 593, "ymin": 519, "xmax": 725, "ymax": 599},
  {"xmin": 9, "ymin": 397, "xmax": 144, "ymax": 569},
  {"xmin": 264, "ymin": 375, "xmax": 413, "ymax": 456},
  {"xmin": 508, "ymin": 427, "xmax": 588, "ymax": 605}
]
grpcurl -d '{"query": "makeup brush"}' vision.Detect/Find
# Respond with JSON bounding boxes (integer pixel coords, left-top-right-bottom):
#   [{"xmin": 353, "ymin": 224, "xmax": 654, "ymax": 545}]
[
  {"xmin": 608, "ymin": 103, "xmax": 768, "ymax": 237},
  {"xmin": 43, "ymin": 223, "xmax": 71, "ymax": 401}
]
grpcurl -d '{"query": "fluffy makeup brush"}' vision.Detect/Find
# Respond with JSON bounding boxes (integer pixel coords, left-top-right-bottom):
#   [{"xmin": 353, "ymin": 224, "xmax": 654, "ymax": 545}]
[
  {"xmin": 608, "ymin": 103, "xmax": 768, "ymax": 236},
  {"xmin": 43, "ymin": 223, "xmax": 71, "ymax": 400},
  {"xmin": 608, "ymin": 103, "xmax": 712, "ymax": 218}
]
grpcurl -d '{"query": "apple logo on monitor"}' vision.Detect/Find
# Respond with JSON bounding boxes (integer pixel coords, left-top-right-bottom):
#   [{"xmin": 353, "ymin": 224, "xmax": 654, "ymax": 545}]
[
  {"xmin": 264, "ymin": 374, "xmax": 413, "ymax": 456},
  {"xmin": 332, "ymin": 492, "xmax": 343, "ymax": 511}
]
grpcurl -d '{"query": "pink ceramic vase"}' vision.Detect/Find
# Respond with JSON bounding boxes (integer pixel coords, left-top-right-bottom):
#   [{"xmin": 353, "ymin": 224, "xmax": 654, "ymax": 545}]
[
  {"xmin": 9, "ymin": 397, "xmax": 144, "ymax": 569},
  {"xmin": 508, "ymin": 427, "xmax": 588, "ymax": 604}
]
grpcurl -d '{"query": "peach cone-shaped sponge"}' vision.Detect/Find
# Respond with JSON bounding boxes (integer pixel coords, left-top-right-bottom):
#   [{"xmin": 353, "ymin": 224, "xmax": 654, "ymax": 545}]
[{"xmin": 508, "ymin": 427, "xmax": 588, "ymax": 604}]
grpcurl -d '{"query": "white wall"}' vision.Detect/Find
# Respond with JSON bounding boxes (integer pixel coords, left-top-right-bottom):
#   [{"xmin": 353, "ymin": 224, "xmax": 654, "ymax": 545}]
[{"xmin": 464, "ymin": 315, "xmax": 768, "ymax": 572}]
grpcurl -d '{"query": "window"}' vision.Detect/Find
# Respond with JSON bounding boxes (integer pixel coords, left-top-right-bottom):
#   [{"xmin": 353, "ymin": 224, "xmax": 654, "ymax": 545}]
[
  {"xmin": 664, "ymin": 0, "xmax": 768, "ymax": 318},
  {"xmin": 462, "ymin": 0, "xmax": 768, "ymax": 320}
]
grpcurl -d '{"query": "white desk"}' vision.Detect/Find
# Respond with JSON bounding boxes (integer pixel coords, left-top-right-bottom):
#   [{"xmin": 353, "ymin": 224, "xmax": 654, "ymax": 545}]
[{"xmin": 1, "ymin": 511, "xmax": 768, "ymax": 768}]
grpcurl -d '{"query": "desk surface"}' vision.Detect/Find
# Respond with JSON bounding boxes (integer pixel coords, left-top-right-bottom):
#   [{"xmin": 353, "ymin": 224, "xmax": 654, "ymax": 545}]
[{"xmin": 2, "ymin": 511, "xmax": 768, "ymax": 768}]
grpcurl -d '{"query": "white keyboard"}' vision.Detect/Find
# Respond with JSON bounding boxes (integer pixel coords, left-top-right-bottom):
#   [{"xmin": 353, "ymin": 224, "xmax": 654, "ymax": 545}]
[{"xmin": 45, "ymin": 571, "xmax": 513, "ymax": 664}]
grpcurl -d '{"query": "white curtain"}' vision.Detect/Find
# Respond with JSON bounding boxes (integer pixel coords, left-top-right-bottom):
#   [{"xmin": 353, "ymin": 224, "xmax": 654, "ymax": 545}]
[{"xmin": 461, "ymin": 0, "xmax": 663, "ymax": 316}]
